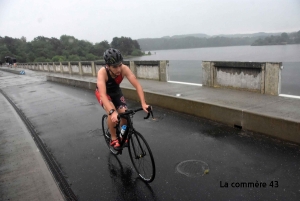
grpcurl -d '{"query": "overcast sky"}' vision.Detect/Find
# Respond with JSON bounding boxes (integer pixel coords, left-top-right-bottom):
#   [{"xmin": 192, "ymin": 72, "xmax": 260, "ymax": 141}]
[{"xmin": 0, "ymin": 0, "xmax": 299, "ymax": 43}]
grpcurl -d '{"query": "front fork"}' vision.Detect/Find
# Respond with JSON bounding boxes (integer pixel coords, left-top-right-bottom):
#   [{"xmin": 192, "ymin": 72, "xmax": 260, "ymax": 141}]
[{"xmin": 131, "ymin": 131, "xmax": 146, "ymax": 159}]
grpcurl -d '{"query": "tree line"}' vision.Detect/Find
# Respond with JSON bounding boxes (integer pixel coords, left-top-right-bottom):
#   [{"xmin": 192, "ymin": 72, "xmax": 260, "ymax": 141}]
[
  {"xmin": 0, "ymin": 35, "xmax": 145, "ymax": 63},
  {"xmin": 137, "ymin": 36, "xmax": 260, "ymax": 51},
  {"xmin": 251, "ymin": 31, "xmax": 300, "ymax": 46},
  {"xmin": 137, "ymin": 31, "xmax": 300, "ymax": 50}
]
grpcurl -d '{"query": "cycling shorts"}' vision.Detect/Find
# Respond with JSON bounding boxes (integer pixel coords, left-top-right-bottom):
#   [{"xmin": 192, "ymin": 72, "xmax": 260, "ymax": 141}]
[{"xmin": 95, "ymin": 89, "xmax": 127, "ymax": 110}]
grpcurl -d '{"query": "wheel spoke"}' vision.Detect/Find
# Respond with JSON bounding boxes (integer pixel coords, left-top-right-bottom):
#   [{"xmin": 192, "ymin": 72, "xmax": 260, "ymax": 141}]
[
  {"xmin": 102, "ymin": 114, "xmax": 119, "ymax": 155},
  {"xmin": 128, "ymin": 131, "xmax": 155, "ymax": 182}
]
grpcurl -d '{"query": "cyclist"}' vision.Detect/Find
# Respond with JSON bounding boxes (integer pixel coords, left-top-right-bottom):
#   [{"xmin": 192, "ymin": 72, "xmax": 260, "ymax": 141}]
[{"xmin": 95, "ymin": 48, "xmax": 149, "ymax": 149}]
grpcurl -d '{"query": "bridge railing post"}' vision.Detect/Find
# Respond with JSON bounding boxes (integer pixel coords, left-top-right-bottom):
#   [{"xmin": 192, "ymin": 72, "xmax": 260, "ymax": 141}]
[{"xmin": 79, "ymin": 62, "xmax": 83, "ymax": 76}]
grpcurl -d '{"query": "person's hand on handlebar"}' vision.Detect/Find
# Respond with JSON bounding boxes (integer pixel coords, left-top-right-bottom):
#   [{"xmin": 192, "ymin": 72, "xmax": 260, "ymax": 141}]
[
  {"xmin": 142, "ymin": 103, "xmax": 150, "ymax": 113},
  {"xmin": 111, "ymin": 111, "xmax": 119, "ymax": 123}
]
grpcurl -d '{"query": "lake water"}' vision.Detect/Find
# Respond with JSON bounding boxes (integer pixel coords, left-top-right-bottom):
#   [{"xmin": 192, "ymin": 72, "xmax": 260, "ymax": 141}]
[{"xmin": 127, "ymin": 45, "xmax": 300, "ymax": 96}]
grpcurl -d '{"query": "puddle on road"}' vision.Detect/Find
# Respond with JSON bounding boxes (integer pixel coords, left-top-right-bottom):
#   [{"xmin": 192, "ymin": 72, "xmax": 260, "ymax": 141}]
[{"xmin": 176, "ymin": 160, "xmax": 209, "ymax": 177}]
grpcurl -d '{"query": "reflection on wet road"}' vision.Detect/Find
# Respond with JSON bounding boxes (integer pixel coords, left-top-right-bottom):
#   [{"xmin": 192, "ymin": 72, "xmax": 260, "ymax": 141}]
[{"xmin": 1, "ymin": 71, "xmax": 300, "ymax": 200}]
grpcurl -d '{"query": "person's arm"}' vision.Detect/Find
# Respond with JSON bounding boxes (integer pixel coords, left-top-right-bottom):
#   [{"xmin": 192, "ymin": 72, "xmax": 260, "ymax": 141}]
[
  {"xmin": 97, "ymin": 68, "xmax": 115, "ymax": 113},
  {"xmin": 122, "ymin": 65, "xmax": 149, "ymax": 112}
]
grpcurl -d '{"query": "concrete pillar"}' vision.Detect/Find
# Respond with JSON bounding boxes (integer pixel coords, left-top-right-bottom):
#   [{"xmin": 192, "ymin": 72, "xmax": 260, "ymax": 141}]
[
  {"xmin": 202, "ymin": 61, "xmax": 213, "ymax": 87},
  {"xmin": 68, "ymin": 62, "xmax": 72, "ymax": 75},
  {"xmin": 60, "ymin": 62, "xmax": 63, "ymax": 74},
  {"xmin": 265, "ymin": 62, "xmax": 282, "ymax": 95},
  {"xmin": 53, "ymin": 63, "xmax": 56, "ymax": 73},
  {"xmin": 260, "ymin": 64, "xmax": 265, "ymax": 94},
  {"xmin": 91, "ymin": 61, "xmax": 96, "ymax": 77},
  {"xmin": 79, "ymin": 62, "xmax": 83, "ymax": 76},
  {"xmin": 129, "ymin": 61, "xmax": 137, "ymax": 77},
  {"xmin": 159, "ymin": 60, "xmax": 168, "ymax": 82}
]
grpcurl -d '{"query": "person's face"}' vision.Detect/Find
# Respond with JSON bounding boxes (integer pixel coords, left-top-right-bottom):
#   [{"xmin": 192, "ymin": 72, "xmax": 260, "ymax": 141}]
[{"xmin": 108, "ymin": 63, "xmax": 122, "ymax": 75}]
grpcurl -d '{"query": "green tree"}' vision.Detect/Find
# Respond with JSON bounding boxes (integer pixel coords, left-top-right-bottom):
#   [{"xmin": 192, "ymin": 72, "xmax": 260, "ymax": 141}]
[
  {"xmin": 78, "ymin": 40, "xmax": 93, "ymax": 57},
  {"xmin": 49, "ymin": 37, "xmax": 63, "ymax": 55},
  {"xmin": 60, "ymin": 35, "xmax": 79, "ymax": 56},
  {"xmin": 280, "ymin": 33, "xmax": 289, "ymax": 42},
  {"xmin": 295, "ymin": 31, "xmax": 300, "ymax": 43},
  {"xmin": 31, "ymin": 36, "xmax": 58, "ymax": 60},
  {"xmin": 52, "ymin": 55, "xmax": 66, "ymax": 62},
  {"xmin": 111, "ymin": 37, "xmax": 141, "ymax": 55},
  {"xmin": 68, "ymin": 54, "xmax": 81, "ymax": 61},
  {"xmin": 0, "ymin": 34, "xmax": 147, "ymax": 63},
  {"xmin": 251, "ymin": 31, "xmax": 300, "ymax": 46},
  {"xmin": 131, "ymin": 49, "xmax": 143, "ymax": 56},
  {"xmin": 85, "ymin": 53, "xmax": 97, "ymax": 61},
  {"xmin": 34, "ymin": 57, "xmax": 47, "ymax": 62},
  {"xmin": 0, "ymin": 45, "xmax": 12, "ymax": 62},
  {"xmin": 27, "ymin": 53, "xmax": 35, "ymax": 62},
  {"xmin": 20, "ymin": 36, "xmax": 27, "ymax": 43},
  {"xmin": 91, "ymin": 40, "xmax": 110, "ymax": 57}
]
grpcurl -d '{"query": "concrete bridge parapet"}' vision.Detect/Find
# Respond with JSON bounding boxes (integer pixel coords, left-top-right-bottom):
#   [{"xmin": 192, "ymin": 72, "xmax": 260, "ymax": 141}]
[
  {"xmin": 202, "ymin": 61, "xmax": 282, "ymax": 95},
  {"xmin": 18, "ymin": 60, "xmax": 169, "ymax": 82}
]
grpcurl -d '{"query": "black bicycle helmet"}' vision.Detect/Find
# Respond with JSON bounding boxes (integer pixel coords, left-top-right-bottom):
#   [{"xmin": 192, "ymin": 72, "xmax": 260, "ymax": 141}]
[{"xmin": 103, "ymin": 48, "xmax": 123, "ymax": 65}]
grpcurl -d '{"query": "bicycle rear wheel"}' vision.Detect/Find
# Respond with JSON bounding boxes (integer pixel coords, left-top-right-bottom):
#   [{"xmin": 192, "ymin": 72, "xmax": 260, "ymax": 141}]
[
  {"xmin": 128, "ymin": 131, "xmax": 155, "ymax": 183},
  {"xmin": 102, "ymin": 114, "xmax": 119, "ymax": 155}
]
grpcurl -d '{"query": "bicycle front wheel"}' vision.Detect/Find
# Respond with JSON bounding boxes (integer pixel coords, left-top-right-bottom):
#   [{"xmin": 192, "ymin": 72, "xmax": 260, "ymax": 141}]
[
  {"xmin": 102, "ymin": 114, "xmax": 119, "ymax": 155},
  {"xmin": 128, "ymin": 131, "xmax": 155, "ymax": 183}
]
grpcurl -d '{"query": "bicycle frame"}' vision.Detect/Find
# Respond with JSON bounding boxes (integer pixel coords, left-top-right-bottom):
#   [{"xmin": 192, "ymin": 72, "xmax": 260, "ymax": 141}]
[
  {"xmin": 114, "ymin": 114, "xmax": 132, "ymax": 149},
  {"xmin": 102, "ymin": 106, "xmax": 156, "ymax": 182},
  {"xmin": 114, "ymin": 107, "xmax": 153, "ymax": 151}
]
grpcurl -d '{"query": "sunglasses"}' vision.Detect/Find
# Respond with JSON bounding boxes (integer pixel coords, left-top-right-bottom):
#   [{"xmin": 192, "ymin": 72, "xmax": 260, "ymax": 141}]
[{"xmin": 111, "ymin": 62, "xmax": 122, "ymax": 68}]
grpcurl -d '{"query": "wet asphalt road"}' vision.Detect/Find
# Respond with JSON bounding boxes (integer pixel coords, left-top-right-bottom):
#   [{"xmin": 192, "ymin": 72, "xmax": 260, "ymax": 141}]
[{"xmin": 1, "ymin": 71, "xmax": 300, "ymax": 201}]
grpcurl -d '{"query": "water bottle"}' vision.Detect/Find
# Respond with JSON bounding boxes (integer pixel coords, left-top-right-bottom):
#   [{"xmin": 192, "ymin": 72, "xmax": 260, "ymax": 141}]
[{"xmin": 120, "ymin": 125, "xmax": 127, "ymax": 137}]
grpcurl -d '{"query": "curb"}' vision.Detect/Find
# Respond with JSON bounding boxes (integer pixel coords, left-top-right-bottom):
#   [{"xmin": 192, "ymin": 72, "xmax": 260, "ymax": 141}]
[
  {"xmin": 0, "ymin": 68, "xmax": 26, "ymax": 75},
  {"xmin": 0, "ymin": 88, "xmax": 77, "ymax": 201}
]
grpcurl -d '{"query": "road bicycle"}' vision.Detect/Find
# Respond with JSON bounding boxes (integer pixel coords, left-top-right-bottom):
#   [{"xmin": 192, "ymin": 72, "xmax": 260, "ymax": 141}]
[{"xmin": 102, "ymin": 106, "xmax": 156, "ymax": 183}]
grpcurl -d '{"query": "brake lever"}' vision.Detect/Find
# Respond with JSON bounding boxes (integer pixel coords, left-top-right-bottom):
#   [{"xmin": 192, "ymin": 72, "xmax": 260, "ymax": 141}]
[
  {"xmin": 144, "ymin": 112, "xmax": 150, "ymax": 119},
  {"xmin": 144, "ymin": 106, "xmax": 154, "ymax": 120}
]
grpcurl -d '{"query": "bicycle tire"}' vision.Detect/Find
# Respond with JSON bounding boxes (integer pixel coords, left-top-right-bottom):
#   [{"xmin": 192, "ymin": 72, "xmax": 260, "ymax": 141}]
[
  {"xmin": 128, "ymin": 130, "xmax": 156, "ymax": 183},
  {"xmin": 102, "ymin": 114, "xmax": 119, "ymax": 155}
]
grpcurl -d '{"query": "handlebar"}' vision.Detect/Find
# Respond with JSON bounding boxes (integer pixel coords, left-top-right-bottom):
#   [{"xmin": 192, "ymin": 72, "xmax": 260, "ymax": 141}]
[{"xmin": 117, "ymin": 106, "xmax": 154, "ymax": 120}]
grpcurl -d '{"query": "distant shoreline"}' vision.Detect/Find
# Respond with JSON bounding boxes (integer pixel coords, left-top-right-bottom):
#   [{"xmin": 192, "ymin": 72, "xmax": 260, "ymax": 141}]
[{"xmin": 138, "ymin": 30, "xmax": 300, "ymax": 51}]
